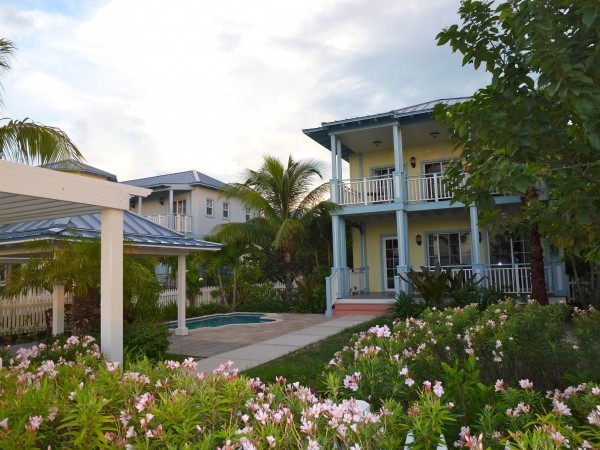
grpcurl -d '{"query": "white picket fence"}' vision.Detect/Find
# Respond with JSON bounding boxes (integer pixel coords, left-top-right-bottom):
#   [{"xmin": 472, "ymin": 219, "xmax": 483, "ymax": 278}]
[
  {"xmin": 158, "ymin": 282, "xmax": 288, "ymax": 307},
  {"xmin": 0, "ymin": 283, "xmax": 289, "ymax": 335},
  {"xmin": 0, "ymin": 290, "xmax": 73, "ymax": 336}
]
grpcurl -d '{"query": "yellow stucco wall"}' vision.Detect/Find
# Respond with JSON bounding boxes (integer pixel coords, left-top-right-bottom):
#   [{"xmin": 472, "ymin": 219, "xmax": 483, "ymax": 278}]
[
  {"xmin": 352, "ymin": 211, "xmax": 491, "ymax": 291},
  {"xmin": 348, "ymin": 141, "xmax": 455, "ymax": 179}
]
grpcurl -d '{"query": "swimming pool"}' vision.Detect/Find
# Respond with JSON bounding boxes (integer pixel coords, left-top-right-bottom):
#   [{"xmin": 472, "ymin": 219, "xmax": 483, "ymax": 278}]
[{"xmin": 167, "ymin": 313, "xmax": 275, "ymax": 330}]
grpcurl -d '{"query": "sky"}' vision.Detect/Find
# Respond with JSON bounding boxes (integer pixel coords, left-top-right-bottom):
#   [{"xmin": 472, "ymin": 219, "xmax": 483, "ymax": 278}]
[{"xmin": 0, "ymin": 0, "xmax": 490, "ymax": 183}]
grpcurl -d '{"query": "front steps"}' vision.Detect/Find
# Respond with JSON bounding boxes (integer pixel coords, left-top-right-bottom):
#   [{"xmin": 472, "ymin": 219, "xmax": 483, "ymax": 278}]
[{"xmin": 333, "ymin": 301, "xmax": 391, "ymax": 316}]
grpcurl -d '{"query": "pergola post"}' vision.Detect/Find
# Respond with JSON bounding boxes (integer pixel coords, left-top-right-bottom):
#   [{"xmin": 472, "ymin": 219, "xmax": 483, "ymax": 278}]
[
  {"xmin": 52, "ymin": 284, "xmax": 65, "ymax": 335},
  {"xmin": 175, "ymin": 254, "xmax": 188, "ymax": 335},
  {"xmin": 100, "ymin": 208, "xmax": 124, "ymax": 363}
]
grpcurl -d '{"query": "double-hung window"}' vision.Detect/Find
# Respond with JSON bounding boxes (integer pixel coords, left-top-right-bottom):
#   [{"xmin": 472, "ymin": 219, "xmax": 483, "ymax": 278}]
[
  {"xmin": 206, "ymin": 199, "xmax": 214, "ymax": 217},
  {"xmin": 427, "ymin": 232, "xmax": 472, "ymax": 267},
  {"xmin": 223, "ymin": 202, "xmax": 230, "ymax": 219}
]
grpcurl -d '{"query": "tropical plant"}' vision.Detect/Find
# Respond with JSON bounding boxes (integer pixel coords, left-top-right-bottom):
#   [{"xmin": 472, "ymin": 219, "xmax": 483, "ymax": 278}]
[
  {"xmin": 4, "ymin": 238, "xmax": 162, "ymax": 327},
  {"xmin": 214, "ymin": 155, "xmax": 338, "ymax": 303},
  {"xmin": 399, "ymin": 265, "xmax": 483, "ymax": 307},
  {"xmin": 0, "ymin": 38, "xmax": 83, "ymax": 165}
]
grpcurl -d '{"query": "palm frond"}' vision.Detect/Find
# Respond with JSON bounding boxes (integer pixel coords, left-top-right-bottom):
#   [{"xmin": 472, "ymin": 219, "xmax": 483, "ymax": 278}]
[
  {"xmin": 0, "ymin": 38, "xmax": 15, "ymax": 107},
  {"xmin": 0, "ymin": 118, "xmax": 83, "ymax": 164}
]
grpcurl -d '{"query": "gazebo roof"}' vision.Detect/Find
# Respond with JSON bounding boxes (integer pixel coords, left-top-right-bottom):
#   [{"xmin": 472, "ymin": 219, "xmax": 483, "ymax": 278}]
[{"xmin": 0, "ymin": 211, "xmax": 221, "ymax": 258}]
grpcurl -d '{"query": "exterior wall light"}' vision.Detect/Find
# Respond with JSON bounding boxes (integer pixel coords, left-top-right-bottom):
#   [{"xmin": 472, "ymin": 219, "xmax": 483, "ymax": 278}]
[
  {"xmin": 159, "ymin": 197, "xmax": 164, "ymax": 205},
  {"xmin": 410, "ymin": 157, "xmax": 416, "ymax": 168},
  {"xmin": 416, "ymin": 234, "xmax": 422, "ymax": 246}
]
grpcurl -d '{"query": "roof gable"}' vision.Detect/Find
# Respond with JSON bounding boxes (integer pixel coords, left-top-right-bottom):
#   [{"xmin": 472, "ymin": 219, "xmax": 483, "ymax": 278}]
[{"xmin": 122, "ymin": 170, "xmax": 224, "ymax": 190}]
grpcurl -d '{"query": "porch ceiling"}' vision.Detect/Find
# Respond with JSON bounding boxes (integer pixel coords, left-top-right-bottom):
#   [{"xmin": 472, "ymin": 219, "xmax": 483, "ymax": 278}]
[{"xmin": 337, "ymin": 121, "xmax": 450, "ymax": 156}]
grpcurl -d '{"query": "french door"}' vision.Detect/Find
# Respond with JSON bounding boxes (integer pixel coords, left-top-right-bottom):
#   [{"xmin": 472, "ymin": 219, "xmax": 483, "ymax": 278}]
[{"xmin": 383, "ymin": 237, "xmax": 399, "ymax": 291}]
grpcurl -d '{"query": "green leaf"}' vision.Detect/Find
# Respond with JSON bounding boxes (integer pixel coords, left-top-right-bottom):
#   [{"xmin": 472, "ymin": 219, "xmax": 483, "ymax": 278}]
[{"xmin": 582, "ymin": 5, "xmax": 597, "ymax": 28}]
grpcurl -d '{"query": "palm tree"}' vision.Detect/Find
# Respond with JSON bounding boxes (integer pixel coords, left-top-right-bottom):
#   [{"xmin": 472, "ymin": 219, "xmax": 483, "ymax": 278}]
[
  {"xmin": 214, "ymin": 155, "xmax": 338, "ymax": 304},
  {"xmin": 0, "ymin": 38, "xmax": 83, "ymax": 164}
]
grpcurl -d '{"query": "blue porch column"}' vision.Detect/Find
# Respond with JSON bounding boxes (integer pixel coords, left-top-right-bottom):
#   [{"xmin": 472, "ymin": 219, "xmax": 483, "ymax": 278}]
[
  {"xmin": 339, "ymin": 217, "xmax": 348, "ymax": 296},
  {"xmin": 469, "ymin": 205, "xmax": 484, "ymax": 281},
  {"xmin": 360, "ymin": 223, "xmax": 369, "ymax": 292},
  {"xmin": 547, "ymin": 247, "xmax": 568, "ymax": 298},
  {"xmin": 392, "ymin": 124, "xmax": 404, "ymax": 203},
  {"xmin": 395, "ymin": 208, "xmax": 410, "ymax": 295}
]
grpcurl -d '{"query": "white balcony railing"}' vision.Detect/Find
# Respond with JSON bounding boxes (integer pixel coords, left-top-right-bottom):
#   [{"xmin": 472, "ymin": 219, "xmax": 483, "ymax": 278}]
[
  {"xmin": 334, "ymin": 173, "xmax": 456, "ymax": 206},
  {"xmin": 144, "ymin": 214, "xmax": 192, "ymax": 234},
  {"xmin": 336, "ymin": 176, "xmax": 394, "ymax": 206},
  {"xmin": 406, "ymin": 173, "xmax": 453, "ymax": 203}
]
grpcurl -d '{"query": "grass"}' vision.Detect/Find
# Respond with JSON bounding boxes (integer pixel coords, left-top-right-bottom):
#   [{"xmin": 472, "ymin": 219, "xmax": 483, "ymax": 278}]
[{"xmin": 243, "ymin": 315, "xmax": 395, "ymax": 388}]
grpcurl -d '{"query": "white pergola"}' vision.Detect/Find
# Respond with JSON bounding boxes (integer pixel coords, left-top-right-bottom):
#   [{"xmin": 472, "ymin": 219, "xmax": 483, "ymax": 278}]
[{"xmin": 0, "ymin": 159, "xmax": 150, "ymax": 363}]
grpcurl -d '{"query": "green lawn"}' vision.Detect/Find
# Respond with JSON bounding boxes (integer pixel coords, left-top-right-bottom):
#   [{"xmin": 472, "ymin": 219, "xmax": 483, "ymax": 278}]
[{"xmin": 242, "ymin": 315, "xmax": 394, "ymax": 388}]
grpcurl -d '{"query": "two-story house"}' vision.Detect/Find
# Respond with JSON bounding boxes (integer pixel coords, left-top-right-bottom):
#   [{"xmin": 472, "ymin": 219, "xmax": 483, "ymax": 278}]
[
  {"xmin": 303, "ymin": 98, "xmax": 568, "ymax": 316},
  {"xmin": 122, "ymin": 170, "xmax": 250, "ymax": 238}
]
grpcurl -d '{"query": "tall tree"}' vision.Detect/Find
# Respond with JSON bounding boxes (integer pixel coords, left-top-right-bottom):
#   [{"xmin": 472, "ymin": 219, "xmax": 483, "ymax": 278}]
[
  {"xmin": 214, "ymin": 155, "xmax": 337, "ymax": 304},
  {"xmin": 0, "ymin": 38, "xmax": 83, "ymax": 165},
  {"xmin": 435, "ymin": 0, "xmax": 600, "ymax": 303}
]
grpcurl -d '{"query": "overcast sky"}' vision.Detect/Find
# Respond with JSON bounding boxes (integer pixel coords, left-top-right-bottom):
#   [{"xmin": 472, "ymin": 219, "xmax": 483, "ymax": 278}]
[{"xmin": 0, "ymin": 0, "xmax": 489, "ymax": 182}]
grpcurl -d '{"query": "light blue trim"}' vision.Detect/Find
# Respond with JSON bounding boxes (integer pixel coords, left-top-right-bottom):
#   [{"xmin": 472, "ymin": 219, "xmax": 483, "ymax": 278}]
[
  {"xmin": 405, "ymin": 201, "xmax": 466, "ymax": 211},
  {"xmin": 334, "ymin": 202, "xmax": 404, "ymax": 216},
  {"xmin": 493, "ymin": 195, "xmax": 521, "ymax": 205},
  {"xmin": 325, "ymin": 274, "xmax": 333, "ymax": 316}
]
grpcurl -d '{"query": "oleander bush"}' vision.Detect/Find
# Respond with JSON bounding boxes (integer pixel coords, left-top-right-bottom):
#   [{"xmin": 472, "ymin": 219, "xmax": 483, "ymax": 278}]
[
  {"xmin": 1, "ymin": 304, "xmax": 600, "ymax": 449},
  {"xmin": 323, "ymin": 301, "xmax": 600, "ymax": 448}
]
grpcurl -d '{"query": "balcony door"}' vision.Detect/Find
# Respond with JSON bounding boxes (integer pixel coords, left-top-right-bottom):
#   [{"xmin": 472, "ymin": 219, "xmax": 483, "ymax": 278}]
[
  {"xmin": 423, "ymin": 161, "xmax": 450, "ymax": 200},
  {"xmin": 382, "ymin": 237, "xmax": 399, "ymax": 291},
  {"xmin": 370, "ymin": 167, "xmax": 394, "ymax": 203}
]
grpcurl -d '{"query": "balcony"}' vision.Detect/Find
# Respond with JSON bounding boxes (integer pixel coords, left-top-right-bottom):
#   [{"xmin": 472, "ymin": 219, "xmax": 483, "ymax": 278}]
[
  {"xmin": 335, "ymin": 172, "xmax": 455, "ymax": 207},
  {"xmin": 144, "ymin": 214, "xmax": 192, "ymax": 234}
]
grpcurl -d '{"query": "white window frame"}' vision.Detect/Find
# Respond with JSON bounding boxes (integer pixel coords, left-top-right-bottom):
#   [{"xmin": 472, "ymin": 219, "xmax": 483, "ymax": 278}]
[
  {"xmin": 174, "ymin": 199, "xmax": 187, "ymax": 215},
  {"xmin": 222, "ymin": 202, "xmax": 230, "ymax": 219},
  {"xmin": 427, "ymin": 232, "xmax": 472, "ymax": 267},
  {"xmin": 245, "ymin": 207, "xmax": 251, "ymax": 221},
  {"xmin": 206, "ymin": 198, "xmax": 214, "ymax": 217}
]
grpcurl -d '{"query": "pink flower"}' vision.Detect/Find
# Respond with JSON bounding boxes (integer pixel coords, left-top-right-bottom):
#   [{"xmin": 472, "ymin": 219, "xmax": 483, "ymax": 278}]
[
  {"xmin": 25, "ymin": 415, "xmax": 43, "ymax": 433},
  {"xmin": 0, "ymin": 418, "xmax": 8, "ymax": 430},
  {"xmin": 519, "ymin": 379, "xmax": 533, "ymax": 389},
  {"xmin": 405, "ymin": 378, "xmax": 415, "ymax": 387},
  {"xmin": 552, "ymin": 400, "xmax": 572, "ymax": 416},
  {"xmin": 266, "ymin": 436, "xmax": 276, "ymax": 448},
  {"xmin": 494, "ymin": 379, "xmax": 505, "ymax": 392},
  {"xmin": 588, "ymin": 406, "xmax": 600, "ymax": 425},
  {"xmin": 433, "ymin": 381, "xmax": 444, "ymax": 398}
]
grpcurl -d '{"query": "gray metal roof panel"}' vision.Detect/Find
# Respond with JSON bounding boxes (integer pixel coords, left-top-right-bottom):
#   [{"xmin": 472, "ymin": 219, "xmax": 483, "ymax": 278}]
[
  {"xmin": 42, "ymin": 159, "xmax": 118, "ymax": 182},
  {"xmin": 122, "ymin": 170, "xmax": 224, "ymax": 190},
  {"xmin": 0, "ymin": 211, "xmax": 222, "ymax": 250}
]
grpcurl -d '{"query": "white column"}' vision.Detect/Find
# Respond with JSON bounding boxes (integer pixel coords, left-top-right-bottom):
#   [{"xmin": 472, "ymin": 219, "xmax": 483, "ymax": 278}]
[
  {"xmin": 52, "ymin": 284, "xmax": 65, "ymax": 335},
  {"xmin": 101, "ymin": 208, "xmax": 124, "ymax": 363},
  {"xmin": 168, "ymin": 189, "xmax": 174, "ymax": 230},
  {"xmin": 137, "ymin": 196, "xmax": 143, "ymax": 215},
  {"xmin": 176, "ymin": 254, "xmax": 188, "ymax": 335}
]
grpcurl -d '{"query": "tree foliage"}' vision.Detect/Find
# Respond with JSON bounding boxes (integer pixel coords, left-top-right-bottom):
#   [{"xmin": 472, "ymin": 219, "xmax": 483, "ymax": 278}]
[
  {"xmin": 214, "ymin": 155, "xmax": 338, "ymax": 303},
  {"xmin": 434, "ymin": 1, "xmax": 600, "ymax": 268},
  {"xmin": 0, "ymin": 38, "xmax": 83, "ymax": 165}
]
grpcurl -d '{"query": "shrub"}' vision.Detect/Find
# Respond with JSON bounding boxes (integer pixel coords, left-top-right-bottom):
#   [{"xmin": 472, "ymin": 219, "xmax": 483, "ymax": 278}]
[
  {"xmin": 387, "ymin": 291, "xmax": 426, "ymax": 319},
  {"xmin": 123, "ymin": 322, "xmax": 170, "ymax": 361},
  {"xmin": 186, "ymin": 302, "xmax": 229, "ymax": 317},
  {"xmin": 325, "ymin": 301, "xmax": 600, "ymax": 405}
]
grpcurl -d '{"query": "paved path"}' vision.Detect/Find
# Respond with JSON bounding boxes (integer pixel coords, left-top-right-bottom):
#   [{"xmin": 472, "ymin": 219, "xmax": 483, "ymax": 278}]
[{"xmin": 169, "ymin": 313, "xmax": 376, "ymax": 372}]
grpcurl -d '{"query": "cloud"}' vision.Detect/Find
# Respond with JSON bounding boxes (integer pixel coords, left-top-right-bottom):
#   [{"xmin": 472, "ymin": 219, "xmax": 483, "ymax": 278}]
[{"xmin": 0, "ymin": 0, "xmax": 489, "ymax": 182}]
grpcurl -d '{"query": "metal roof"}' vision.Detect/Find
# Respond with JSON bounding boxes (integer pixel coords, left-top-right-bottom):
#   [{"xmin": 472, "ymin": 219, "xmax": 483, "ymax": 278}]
[
  {"xmin": 42, "ymin": 159, "xmax": 118, "ymax": 182},
  {"xmin": 0, "ymin": 211, "xmax": 222, "ymax": 251},
  {"xmin": 302, "ymin": 97, "xmax": 470, "ymax": 154},
  {"xmin": 122, "ymin": 170, "xmax": 224, "ymax": 190}
]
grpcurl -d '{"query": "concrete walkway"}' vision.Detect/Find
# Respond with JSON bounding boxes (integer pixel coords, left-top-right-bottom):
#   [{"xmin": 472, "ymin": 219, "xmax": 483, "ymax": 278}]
[{"xmin": 169, "ymin": 314, "xmax": 376, "ymax": 372}]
